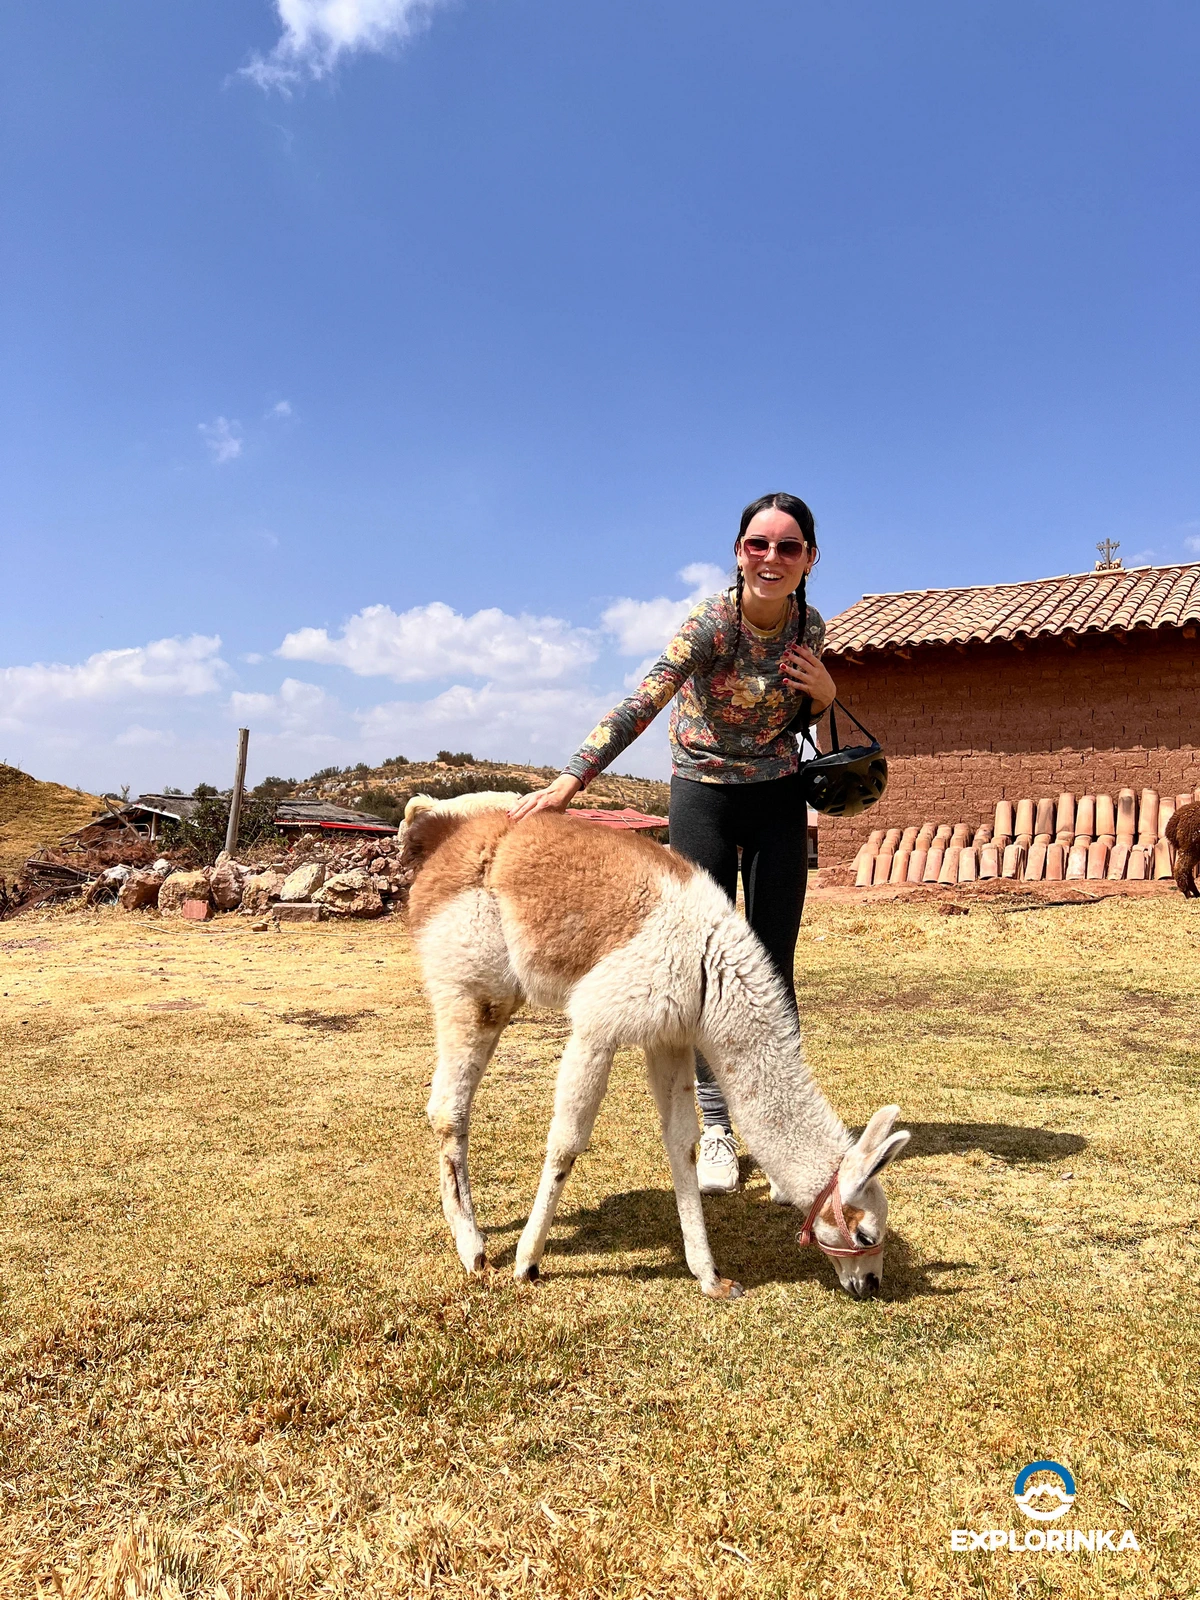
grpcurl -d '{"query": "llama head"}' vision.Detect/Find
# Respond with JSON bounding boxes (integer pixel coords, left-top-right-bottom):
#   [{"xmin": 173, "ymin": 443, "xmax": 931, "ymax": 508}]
[{"xmin": 810, "ymin": 1104, "xmax": 910, "ymax": 1299}]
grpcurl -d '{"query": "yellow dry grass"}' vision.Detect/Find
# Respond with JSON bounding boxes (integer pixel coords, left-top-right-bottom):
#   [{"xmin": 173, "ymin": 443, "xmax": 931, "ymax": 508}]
[
  {"xmin": 0, "ymin": 766, "xmax": 102, "ymax": 877},
  {"xmin": 0, "ymin": 895, "xmax": 1198, "ymax": 1597}
]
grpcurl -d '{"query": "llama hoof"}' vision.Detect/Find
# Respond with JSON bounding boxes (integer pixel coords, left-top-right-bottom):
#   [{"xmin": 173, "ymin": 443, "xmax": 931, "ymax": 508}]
[
  {"xmin": 514, "ymin": 1262, "xmax": 541, "ymax": 1284},
  {"xmin": 702, "ymin": 1277, "xmax": 743, "ymax": 1301},
  {"xmin": 470, "ymin": 1251, "xmax": 488, "ymax": 1274}
]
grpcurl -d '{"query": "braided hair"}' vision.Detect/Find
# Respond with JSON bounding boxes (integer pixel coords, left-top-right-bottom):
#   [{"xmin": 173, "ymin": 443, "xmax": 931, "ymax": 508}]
[{"xmin": 726, "ymin": 491, "xmax": 818, "ymax": 664}]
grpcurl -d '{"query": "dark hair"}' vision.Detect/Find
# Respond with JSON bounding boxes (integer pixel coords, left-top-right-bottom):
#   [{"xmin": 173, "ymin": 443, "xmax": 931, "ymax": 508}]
[{"xmin": 728, "ymin": 492, "xmax": 819, "ymax": 662}]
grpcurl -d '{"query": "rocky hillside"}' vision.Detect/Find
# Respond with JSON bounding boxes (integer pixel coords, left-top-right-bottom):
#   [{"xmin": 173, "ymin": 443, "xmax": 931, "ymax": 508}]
[
  {"xmin": 0, "ymin": 765, "xmax": 102, "ymax": 876},
  {"xmin": 296, "ymin": 758, "xmax": 670, "ymax": 828}
]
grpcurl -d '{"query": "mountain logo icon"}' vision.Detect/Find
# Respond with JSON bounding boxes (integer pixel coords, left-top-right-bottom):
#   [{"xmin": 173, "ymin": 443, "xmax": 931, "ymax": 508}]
[{"xmin": 1014, "ymin": 1461, "xmax": 1077, "ymax": 1522}]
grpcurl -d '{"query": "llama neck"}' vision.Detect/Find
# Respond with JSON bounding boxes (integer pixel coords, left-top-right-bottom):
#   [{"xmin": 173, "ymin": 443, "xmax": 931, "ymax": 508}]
[{"xmin": 698, "ymin": 919, "xmax": 851, "ymax": 1206}]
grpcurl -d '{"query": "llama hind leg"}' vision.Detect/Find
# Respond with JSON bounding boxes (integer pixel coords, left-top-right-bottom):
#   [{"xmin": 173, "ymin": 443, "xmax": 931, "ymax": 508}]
[
  {"xmin": 427, "ymin": 991, "xmax": 515, "ymax": 1274},
  {"xmin": 514, "ymin": 1034, "xmax": 614, "ymax": 1283},
  {"xmin": 1176, "ymin": 848, "xmax": 1199, "ymax": 898},
  {"xmin": 646, "ymin": 1047, "xmax": 742, "ymax": 1300}
]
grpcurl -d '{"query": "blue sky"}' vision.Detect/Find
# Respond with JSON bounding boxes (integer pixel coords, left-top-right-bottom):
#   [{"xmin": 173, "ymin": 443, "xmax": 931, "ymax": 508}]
[{"xmin": 3, "ymin": 1, "xmax": 1198, "ymax": 792}]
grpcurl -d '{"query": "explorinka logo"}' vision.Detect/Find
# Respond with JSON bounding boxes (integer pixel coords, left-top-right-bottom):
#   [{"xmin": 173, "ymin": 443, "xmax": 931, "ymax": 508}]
[
  {"xmin": 1014, "ymin": 1460, "xmax": 1075, "ymax": 1521},
  {"xmin": 949, "ymin": 1461, "xmax": 1141, "ymax": 1555}
]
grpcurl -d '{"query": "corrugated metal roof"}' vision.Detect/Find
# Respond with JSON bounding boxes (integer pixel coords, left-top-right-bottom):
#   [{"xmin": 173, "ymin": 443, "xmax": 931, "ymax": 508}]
[
  {"xmin": 823, "ymin": 562, "xmax": 1200, "ymax": 656},
  {"xmin": 275, "ymin": 800, "xmax": 395, "ymax": 832}
]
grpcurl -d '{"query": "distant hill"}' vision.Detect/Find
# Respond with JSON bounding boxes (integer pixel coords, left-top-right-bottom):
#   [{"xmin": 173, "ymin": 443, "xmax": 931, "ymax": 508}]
[
  {"xmin": 295, "ymin": 758, "xmax": 671, "ymax": 830},
  {"xmin": 0, "ymin": 765, "xmax": 103, "ymax": 876}
]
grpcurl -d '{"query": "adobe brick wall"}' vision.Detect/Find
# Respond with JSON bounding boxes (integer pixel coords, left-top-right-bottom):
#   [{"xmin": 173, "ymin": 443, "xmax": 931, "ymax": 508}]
[{"xmin": 819, "ymin": 628, "xmax": 1200, "ymax": 860}]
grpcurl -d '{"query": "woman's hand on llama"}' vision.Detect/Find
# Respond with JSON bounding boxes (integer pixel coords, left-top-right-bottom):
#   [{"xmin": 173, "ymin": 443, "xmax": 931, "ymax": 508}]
[
  {"xmin": 509, "ymin": 773, "xmax": 582, "ymax": 821},
  {"xmin": 782, "ymin": 645, "xmax": 836, "ymax": 714}
]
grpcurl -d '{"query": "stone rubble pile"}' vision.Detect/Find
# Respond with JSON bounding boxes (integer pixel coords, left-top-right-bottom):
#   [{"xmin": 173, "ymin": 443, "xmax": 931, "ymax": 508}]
[
  {"xmin": 853, "ymin": 786, "xmax": 1199, "ymax": 889},
  {"xmin": 112, "ymin": 832, "xmax": 410, "ymax": 921}
]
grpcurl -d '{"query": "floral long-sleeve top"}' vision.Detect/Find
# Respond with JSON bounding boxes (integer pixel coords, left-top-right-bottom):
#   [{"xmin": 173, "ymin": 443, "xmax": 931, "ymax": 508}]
[{"xmin": 565, "ymin": 587, "xmax": 826, "ymax": 788}]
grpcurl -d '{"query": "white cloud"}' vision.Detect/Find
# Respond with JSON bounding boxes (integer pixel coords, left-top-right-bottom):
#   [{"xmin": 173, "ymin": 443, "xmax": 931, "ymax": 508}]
[
  {"xmin": 199, "ymin": 416, "xmax": 243, "ymax": 464},
  {"xmin": 266, "ymin": 400, "xmax": 293, "ymax": 419},
  {"xmin": 242, "ymin": 0, "xmax": 449, "ymax": 90},
  {"xmin": 230, "ymin": 678, "xmax": 340, "ymax": 734},
  {"xmin": 0, "ymin": 636, "xmax": 227, "ymax": 718},
  {"xmin": 278, "ymin": 601, "xmax": 597, "ymax": 684},
  {"xmin": 601, "ymin": 562, "xmax": 726, "ymax": 656},
  {"xmin": 355, "ymin": 682, "xmax": 625, "ymax": 766},
  {"xmin": 1186, "ymin": 535, "xmax": 1200, "ymax": 554},
  {"xmin": 115, "ymin": 725, "xmax": 177, "ymax": 748}
]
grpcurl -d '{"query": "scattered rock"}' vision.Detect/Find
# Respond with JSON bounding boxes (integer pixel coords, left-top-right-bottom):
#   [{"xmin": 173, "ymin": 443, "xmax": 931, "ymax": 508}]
[
  {"xmin": 275, "ymin": 903, "xmax": 323, "ymax": 923},
  {"xmin": 210, "ymin": 859, "xmax": 245, "ymax": 911},
  {"xmin": 181, "ymin": 898, "xmax": 213, "ymax": 921},
  {"xmin": 241, "ymin": 870, "xmax": 286, "ymax": 914},
  {"xmin": 118, "ymin": 870, "xmax": 163, "ymax": 912},
  {"xmin": 281, "ymin": 862, "xmax": 325, "ymax": 902},
  {"xmin": 313, "ymin": 869, "xmax": 383, "ymax": 918},
  {"xmin": 159, "ymin": 869, "xmax": 212, "ymax": 916}
]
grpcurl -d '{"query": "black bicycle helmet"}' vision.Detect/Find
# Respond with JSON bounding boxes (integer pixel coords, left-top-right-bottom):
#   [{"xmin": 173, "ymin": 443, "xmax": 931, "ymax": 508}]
[
  {"xmin": 794, "ymin": 701, "xmax": 889, "ymax": 817},
  {"xmin": 799, "ymin": 740, "xmax": 889, "ymax": 817}
]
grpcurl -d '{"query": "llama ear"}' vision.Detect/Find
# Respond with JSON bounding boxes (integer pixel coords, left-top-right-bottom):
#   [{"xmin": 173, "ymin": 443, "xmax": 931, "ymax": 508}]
[{"xmin": 840, "ymin": 1106, "xmax": 910, "ymax": 1199}]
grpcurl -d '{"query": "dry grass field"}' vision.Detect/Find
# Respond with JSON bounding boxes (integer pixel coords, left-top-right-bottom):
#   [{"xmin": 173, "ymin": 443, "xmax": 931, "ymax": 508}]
[
  {"xmin": 0, "ymin": 766, "xmax": 101, "ymax": 878},
  {"xmin": 1, "ymin": 894, "xmax": 1198, "ymax": 1598}
]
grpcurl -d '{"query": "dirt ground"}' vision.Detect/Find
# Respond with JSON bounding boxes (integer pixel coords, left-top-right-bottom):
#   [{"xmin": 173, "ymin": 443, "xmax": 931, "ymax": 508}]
[{"xmin": 1, "ymin": 895, "xmax": 1198, "ymax": 1597}]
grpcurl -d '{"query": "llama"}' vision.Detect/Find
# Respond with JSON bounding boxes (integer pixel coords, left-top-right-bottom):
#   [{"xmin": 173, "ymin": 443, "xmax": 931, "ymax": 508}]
[
  {"xmin": 403, "ymin": 808, "xmax": 909, "ymax": 1300},
  {"xmin": 399, "ymin": 790, "xmax": 526, "ymax": 848},
  {"xmin": 1166, "ymin": 800, "xmax": 1200, "ymax": 898},
  {"xmin": 403, "ymin": 791, "xmax": 525, "ymax": 826}
]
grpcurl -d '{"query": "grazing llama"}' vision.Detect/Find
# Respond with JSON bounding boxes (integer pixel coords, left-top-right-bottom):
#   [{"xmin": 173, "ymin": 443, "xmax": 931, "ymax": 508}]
[
  {"xmin": 403, "ymin": 809, "xmax": 909, "ymax": 1300},
  {"xmin": 1166, "ymin": 801, "xmax": 1200, "ymax": 898}
]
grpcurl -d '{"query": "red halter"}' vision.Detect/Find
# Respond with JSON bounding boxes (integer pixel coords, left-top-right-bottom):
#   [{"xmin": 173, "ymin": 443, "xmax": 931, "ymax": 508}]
[{"xmin": 798, "ymin": 1168, "xmax": 884, "ymax": 1261}]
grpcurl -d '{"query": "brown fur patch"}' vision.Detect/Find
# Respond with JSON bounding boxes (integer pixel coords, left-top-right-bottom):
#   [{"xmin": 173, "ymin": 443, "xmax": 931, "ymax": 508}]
[
  {"xmin": 488, "ymin": 813, "xmax": 694, "ymax": 986},
  {"xmin": 821, "ymin": 1200, "xmax": 865, "ymax": 1232},
  {"xmin": 405, "ymin": 809, "xmax": 514, "ymax": 931},
  {"xmin": 1167, "ymin": 801, "xmax": 1200, "ymax": 897}
]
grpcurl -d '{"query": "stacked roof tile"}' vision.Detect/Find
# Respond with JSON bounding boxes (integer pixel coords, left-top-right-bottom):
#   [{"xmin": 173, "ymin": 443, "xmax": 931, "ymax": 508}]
[{"xmin": 823, "ymin": 562, "xmax": 1200, "ymax": 656}]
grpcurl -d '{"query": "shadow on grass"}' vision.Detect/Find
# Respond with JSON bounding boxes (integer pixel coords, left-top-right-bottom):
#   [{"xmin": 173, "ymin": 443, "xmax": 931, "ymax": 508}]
[
  {"xmin": 896, "ymin": 1121, "xmax": 1086, "ymax": 1164},
  {"xmin": 483, "ymin": 1183, "xmax": 972, "ymax": 1301}
]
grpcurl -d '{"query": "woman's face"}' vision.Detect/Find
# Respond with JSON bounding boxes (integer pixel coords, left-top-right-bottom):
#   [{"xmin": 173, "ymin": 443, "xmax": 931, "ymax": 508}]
[{"xmin": 736, "ymin": 507, "xmax": 816, "ymax": 607}]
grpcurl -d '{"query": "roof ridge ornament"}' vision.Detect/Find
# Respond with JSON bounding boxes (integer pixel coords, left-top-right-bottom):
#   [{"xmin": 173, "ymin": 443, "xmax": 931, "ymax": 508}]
[{"xmin": 1095, "ymin": 538, "xmax": 1124, "ymax": 571}]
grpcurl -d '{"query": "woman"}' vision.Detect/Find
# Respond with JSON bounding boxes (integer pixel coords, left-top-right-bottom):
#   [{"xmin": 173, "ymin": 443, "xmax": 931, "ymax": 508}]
[{"xmin": 511, "ymin": 492, "xmax": 836, "ymax": 1194}]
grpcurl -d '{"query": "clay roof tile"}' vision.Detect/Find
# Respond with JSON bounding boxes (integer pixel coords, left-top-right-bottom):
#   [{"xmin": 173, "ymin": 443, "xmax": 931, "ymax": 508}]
[{"xmin": 824, "ymin": 561, "xmax": 1200, "ymax": 656}]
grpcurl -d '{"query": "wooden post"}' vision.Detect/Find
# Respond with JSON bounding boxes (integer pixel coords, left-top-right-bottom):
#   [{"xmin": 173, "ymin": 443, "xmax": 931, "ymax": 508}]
[{"xmin": 225, "ymin": 728, "xmax": 250, "ymax": 857}]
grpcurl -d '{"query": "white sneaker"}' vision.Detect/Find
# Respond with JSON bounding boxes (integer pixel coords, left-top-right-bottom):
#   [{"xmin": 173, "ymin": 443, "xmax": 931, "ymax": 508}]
[{"xmin": 697, "ymin": 1126, "xmax": 740, "ymax": 1195}]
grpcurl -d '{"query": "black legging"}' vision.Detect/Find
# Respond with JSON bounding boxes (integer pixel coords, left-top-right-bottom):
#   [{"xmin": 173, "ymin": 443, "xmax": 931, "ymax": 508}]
[{"xmin": 669, "ymin": 772, "xmax": 809, "ymax": 1129}]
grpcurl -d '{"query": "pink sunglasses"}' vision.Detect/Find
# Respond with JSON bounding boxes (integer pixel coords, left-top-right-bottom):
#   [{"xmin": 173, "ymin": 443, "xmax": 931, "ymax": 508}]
[{"xmin": 740, "ymin": 534, "xmax": 809, "ymax": 561}]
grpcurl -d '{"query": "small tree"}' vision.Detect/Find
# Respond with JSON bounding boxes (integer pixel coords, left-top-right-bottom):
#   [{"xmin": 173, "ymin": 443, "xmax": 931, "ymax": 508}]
[
  {"xmin": 251, "ymin": 776, "xmax": 297, "ymax": 800},
  {"xmin": 161, "ymin": 796, "xmax": 282, "ymax": 866}
]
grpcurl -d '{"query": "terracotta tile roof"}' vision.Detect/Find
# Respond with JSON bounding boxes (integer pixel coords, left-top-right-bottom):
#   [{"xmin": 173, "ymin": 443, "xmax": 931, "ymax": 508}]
[{"xmin": 823, "ymin": 562, "xmax": 1200, "ymax": 656}]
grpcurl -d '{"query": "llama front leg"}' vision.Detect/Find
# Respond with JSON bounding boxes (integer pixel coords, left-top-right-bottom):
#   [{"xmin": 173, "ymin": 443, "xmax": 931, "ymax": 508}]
[
  {"xmin": 646, "ymin": 1048, "xmax": 742, "ymax": 1300},
  {"xmin": 514, "ymin": 1034, "xmax": 614, "ymax": 1283},
  {"xmin": 427, "ymin": 992, "xmax": 514, "ymax": 1274}
]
